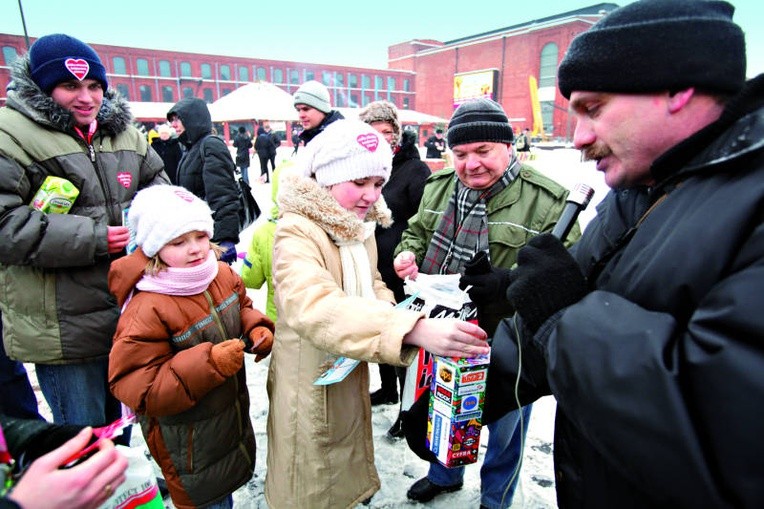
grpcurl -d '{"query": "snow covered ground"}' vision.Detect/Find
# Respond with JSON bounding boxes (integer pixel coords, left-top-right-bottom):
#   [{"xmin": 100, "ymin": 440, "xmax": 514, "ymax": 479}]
[{"xmin": 27, "ymin": 146, "xmax": 605, "ymax": 508}]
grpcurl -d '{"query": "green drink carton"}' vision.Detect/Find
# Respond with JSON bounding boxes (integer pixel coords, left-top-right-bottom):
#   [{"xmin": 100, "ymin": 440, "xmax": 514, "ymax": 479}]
[{"xmin": 30, "ymin": 176, "xmax": 79, "ymax": 214}]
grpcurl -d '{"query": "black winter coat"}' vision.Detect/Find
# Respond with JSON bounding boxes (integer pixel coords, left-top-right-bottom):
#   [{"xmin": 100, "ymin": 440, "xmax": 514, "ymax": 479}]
[
  {"xmin": 168, "ymin": 98, "xmax": 240, "ymax": 244},
  {"xmin": 152, "ymin": 137, "xmax": 183, "ymax": 184},
  {"xmin": 375, "ymin": 131, "xmax": 431, "ymax": 302},
  {"xmin": 299, "ymin": 110, "xmax": 344, "ymax": 146},
  {"xmin": 487, "ymin": 75, "xmax": 764, "ymax": 508}
]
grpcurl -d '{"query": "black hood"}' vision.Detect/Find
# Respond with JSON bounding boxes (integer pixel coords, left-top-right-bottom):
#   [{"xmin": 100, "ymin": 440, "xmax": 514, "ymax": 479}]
[{"xmin": 167, "ymin": 97, "xmax": 212, "ymax": 146}]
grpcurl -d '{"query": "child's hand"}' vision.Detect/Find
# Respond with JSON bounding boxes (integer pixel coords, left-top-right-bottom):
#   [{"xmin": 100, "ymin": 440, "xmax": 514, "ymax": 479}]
[
  {"xmin": 210, "ymin": 339, "xmax": 245, "ymax": 376},
  {"xmin": 248, "ymin": 326, "xmax": 274, "ymax": 362}
]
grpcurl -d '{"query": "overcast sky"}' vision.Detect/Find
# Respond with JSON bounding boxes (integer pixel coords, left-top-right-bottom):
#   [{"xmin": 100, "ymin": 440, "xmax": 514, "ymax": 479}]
[{"xmin": 2, "ymin": 0, "xmax": 762, "ymax": 77}]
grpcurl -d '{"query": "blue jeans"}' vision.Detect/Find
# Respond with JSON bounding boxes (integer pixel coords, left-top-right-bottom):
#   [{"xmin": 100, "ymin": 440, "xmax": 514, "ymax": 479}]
[
  {"xmin": 35, "ymin": 358, "xmax": 122, "ymax": 428},
  {"xmin": 0, "ymin": 317, "xmax": 42, "ymax": 420},
  {"xmin": 428, "ymin": 404, "xmax": 533, "ymax": 509}
]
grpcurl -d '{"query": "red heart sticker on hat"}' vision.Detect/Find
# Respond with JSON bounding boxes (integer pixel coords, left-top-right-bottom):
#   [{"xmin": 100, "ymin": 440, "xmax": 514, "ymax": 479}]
[
  {"xmin": 64, "ymin": 58, "xmax": 89, "ymax": 81},
  {"xmin": 356, "ymin": 133, "xmax": 378, "ymax": 152},
  {"xmin": 174, "ymin": 189, "xmax": 195, "ymax": 202}
]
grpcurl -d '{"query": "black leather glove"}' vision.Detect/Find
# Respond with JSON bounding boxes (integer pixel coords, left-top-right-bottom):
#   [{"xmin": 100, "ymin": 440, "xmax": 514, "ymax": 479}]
[
  {"xmin": 459, "ymin": 251, "xmax": 513, "ymax": 307},
  {"xmin": 506, "ymin": 233, "xmax": 587, "ymax": 334},
  {"xmin": 219, "ymin": 241, "xmax": 237, "ymax": 265}
]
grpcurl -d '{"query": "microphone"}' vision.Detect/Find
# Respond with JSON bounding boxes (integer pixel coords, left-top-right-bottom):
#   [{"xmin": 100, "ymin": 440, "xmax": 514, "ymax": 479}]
[{"xmin": 551, "ymin": 183, "xmax": 595, "ymax": 241}]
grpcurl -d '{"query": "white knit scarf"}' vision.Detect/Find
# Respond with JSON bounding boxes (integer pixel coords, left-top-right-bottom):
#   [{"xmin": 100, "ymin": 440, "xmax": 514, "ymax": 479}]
[
  {"xmin": 333, "ymin": 222, "xmax": 377, "ymax": 299},
  {"xmin": 136, "ymin": 251, "xmax": 219, "ymax": 296}
]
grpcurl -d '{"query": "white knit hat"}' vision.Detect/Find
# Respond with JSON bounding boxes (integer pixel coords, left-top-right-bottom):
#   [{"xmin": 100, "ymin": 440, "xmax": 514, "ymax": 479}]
[
  {"xmin": 300, "ymin": 120, "xmax": 392, "ymax": 187},
  {"xmin": 128, "ymin": 185, "xmax": 214, "ymax": 257},
  {"xmin": 293, "ymin": 80, "xmax": 332, "ymax": 114}
]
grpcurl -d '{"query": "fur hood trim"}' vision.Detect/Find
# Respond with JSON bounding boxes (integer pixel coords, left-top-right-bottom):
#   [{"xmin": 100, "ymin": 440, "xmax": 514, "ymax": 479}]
[
  {"xmin": 278, "ymin": 170, "xmax": 392, "ymax": 242},
  {"xmin": 5, "ymin": 53, "xmax": 133, "ymax": 135}
]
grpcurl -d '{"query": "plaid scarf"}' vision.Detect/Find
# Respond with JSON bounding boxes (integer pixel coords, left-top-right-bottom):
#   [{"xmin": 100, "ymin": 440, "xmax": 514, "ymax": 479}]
[{"xmin": 420, "ymin": 160, "xmax": 519, "ymax": 275}]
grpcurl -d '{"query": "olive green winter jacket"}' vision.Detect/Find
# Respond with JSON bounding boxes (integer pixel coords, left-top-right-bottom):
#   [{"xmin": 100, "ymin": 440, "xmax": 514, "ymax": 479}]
[{"xmin": 0, "ymin": 55, "xmax": 168, "ymax": 364}]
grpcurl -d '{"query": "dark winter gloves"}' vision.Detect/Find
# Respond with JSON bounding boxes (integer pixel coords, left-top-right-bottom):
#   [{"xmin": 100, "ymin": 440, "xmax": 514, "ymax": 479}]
[
  {"xmin": 219, "ymin": 241, "xmax": 237, "ymax": 265},
  {"xmin": 247, "ymin": 326, "xmax": 274, "ymax": 362},
  {"xmin": 459, "ymin": 251, "xmax": 514, "ymax": 307},
  {"xmin": 507, "ymin": 233, "xmax": 587, "ymax": 334},
  {"xmin": 210, "ymin": 339, "xmax": 245, "ymax": 377}
]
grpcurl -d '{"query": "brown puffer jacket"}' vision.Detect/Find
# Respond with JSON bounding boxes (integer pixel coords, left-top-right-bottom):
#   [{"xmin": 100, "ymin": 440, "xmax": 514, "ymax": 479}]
[{"xmin": 108, "ymin": 248, "xmax": 274, "ymax": 509}]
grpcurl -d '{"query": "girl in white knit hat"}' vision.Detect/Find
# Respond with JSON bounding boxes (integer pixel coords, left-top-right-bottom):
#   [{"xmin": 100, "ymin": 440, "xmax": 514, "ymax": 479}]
[
  {"xmin": 264, "ymin": 120, "xmax": 489, "ymax": 509},
  {"xmin": 107, "ymin": 185, "xmax": 274, "ymax": 509}
]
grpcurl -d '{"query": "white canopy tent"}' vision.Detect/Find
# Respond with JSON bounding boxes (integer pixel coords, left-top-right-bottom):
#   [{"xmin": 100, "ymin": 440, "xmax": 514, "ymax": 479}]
[
  {"xmin": 127, "ymin": 101, "xmax": 176, "ymax": 122},
  {"xmin": 209, "ymin": 82, "xmax": 298, "ymax": 122}
]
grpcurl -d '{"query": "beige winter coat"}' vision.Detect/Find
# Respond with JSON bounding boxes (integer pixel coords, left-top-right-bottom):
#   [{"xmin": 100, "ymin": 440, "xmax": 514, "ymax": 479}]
[{"xmin": 265, "ymin": 173, "xmax": 423, "ymax": 509}]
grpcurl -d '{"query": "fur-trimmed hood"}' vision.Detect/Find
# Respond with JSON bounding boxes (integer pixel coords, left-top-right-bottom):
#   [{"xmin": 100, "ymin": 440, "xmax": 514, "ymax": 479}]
[
  {"xmin": 4, "ymin": 53, "xmax": 133, "ymax": 136},
  {"xmin": 278, "ymin": 169, "xmax": 392, "ymax": 243}
]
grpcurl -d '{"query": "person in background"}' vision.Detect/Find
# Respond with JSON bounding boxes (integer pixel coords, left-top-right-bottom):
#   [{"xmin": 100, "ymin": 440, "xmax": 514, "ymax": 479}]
[
  {"xmin": 424, "ymin": 128, "xmax": 446, "ymax": 159},
  {"xmin": 232, "ymin": 126, "xmax": 253, "ymax": 184},
  {"xmin": 1, "ymin": 413, "xmax": 128, "ymax": 509},
  {"xmin": 151, "ymin": 123, "xmax": 183, "ymax": 185},
  {"xmin": 168, "ymin": 98, "xmax": 240, "ymax": 264},
  {"xmin": 482, "ymin": 1, "xmax": 764, "ymax": 507},
  {"xmin": 358, "ymin": 100, "xmax": 431, "ymax": 439},
  {"xmin": 0, "ymin": 33, "xmax": 167, "ymax": 430},
  {"xmin": 255, "ymin": 125, "xmax": 276, "ymax": 183},
  {"xmin": 291, "ymin": 123, "xmax": 303, "ymax": 156},
  {"xmin": 241, "ymin": 165, "xmax": 282, "ymax": 322},
  {"xmin": 108, "ymin": 185, "xmax": 274, "ymax": 509},
  {"xmin": 265, "ymin": 120, "xmax": 489, "ymax": 509},
  {"xmin": 395, "ymin": 98, "xmax": 580, "ymax": 509},
  {"xmin": 292, "ymin": 80, "xmax": 344, "ymax": 146},
  {"xmin": 514, "ymin": 128, "xmax": 532, "ymax": 152}
]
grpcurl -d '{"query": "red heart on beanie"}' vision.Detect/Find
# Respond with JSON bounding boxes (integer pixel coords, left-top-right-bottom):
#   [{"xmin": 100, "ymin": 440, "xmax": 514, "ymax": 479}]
[
  {"xmin": 65, "ymin": 58, "xmax": 89, "ymax": 81},
  {"xmin": 174, "ymin": 189, "xmax": 195, "ymax": 202},
  {"xmin": 356, "ymin": 133, "xmax": 378, "ymax": 152}
]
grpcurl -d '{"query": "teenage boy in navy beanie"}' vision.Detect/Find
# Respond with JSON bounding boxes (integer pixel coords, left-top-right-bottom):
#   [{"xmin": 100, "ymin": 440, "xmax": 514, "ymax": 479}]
[
  {"xmin": 480, "ymin": 1, "xmax": 764, "ymax": 506},
  {"xmin": 0, "ymin": 33, "xmax": 168, "ymax": 431}
]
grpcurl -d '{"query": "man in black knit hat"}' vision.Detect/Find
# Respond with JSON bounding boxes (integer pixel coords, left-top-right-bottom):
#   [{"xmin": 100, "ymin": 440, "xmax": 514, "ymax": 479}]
[
  {"xmin": 478, "ymin": 0, "xmax": 764, "ymax": 507},
  {"xmin": 394, "ymin": 97, "xmax": 579, "ymax": 508}
]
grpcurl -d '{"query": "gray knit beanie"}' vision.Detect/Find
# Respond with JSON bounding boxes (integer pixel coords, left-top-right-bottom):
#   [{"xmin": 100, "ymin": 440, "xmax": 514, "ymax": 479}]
[
  {"xmin": 446, "ymin": 98, "xmax": 514, "ymax": 148},
  {"xmin": 558, "ymin": 0, "xmax": 746, "ymax": 99},
  {"xmin": 358, "ymin": 100, "xmax": 402, "ymax": 147},
  {"xmin": 293, "ymin": 80, "xmax": 332, "ymax": 114}
]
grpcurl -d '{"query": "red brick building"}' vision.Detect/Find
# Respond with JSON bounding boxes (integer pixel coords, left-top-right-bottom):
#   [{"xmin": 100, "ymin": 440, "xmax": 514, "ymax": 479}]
[
  {"xmin": 1, "ymin": 3, "xmax": 618, "ymax": 142},
  {"xmin": 387, "ymin": 3, "xmax": 618, "ymax": 140}
]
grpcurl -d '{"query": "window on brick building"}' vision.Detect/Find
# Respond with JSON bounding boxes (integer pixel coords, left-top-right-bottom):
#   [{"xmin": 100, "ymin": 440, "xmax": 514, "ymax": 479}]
[
  {"xmin": 289, "ymin": 69, "xmax": 300, "ymax": 84},
  {"xmin": 256, "ymin": 66, "xmax": 267, "ymax": 81},
  {"xmin": 136, "ymin": 58, "xmax": 149, "ymax": 76},
  {"xmin": 113, "ymin": 57, "xmax": 127, "ymax": 75},
  {"xmin": 159, "ymin": 60, "xmax": 171, "ymax": 77},
  {"xmin": 387, "ymin": 77, "xmax": 395, "ymax": 91},
  {"xmin": 162, "ymin": 86, "xmax": 174, "ymax": 102},
  {"xmin": 180, "ymin": 62, "xmax": 192, "ymax": 77},
  {"xmin": 201, "ymin": 64, "xmax": 212, "ymax": 79},
  {"xmin": 116, "ymin": 83, "xmax": 129, "ymax": 99},
  {"xmin": 348, "ymin": 73, "xmax": 357, "ymax": 88},
  {"xmin": 239, "ymin": 66, "xmax": 249, "ymax": 82},
  {"xmin": 305, "ymin": 70, "xmax": 314, "ymax": 81},
  {"xmin": 403, "ymin": 79, "xmax": 410, "ymax": 92},
  {"xmin": 203, "ymin": 88, "xmax": 214, "ymax": 103},
  {"xmin": 182, "ymin": 86, "xmax": 194, "ymax": 98},
  {"xmin": 220, "ymin": 65, "xmax": 231, "ymax": 80},
  {"xmin": 274, "ymin": 69, "xmax": 284, "ymax": 83},
  {"xmin": 375, "ymin": 75, "xmax": 384, "ymax": 90},
  {"xmin": 539, "ymin": 43, "xmax": 558, "ymax": 88},
  {"xmin": 2, "ymin": 46, "xmax": 18, "ymax": 65},
  {"xmin": 139, "ymin": 85, "xmax": 152, "ymax": 101},
  {"xmin": 361, "ymin": 74, "xmax": 370, "ymax": 89}
]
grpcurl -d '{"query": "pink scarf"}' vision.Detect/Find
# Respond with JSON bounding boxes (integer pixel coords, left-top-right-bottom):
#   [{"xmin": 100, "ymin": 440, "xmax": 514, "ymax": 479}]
[{"xmin": 136, "ymin": 251, "xmax": 219, "ymax": 296}]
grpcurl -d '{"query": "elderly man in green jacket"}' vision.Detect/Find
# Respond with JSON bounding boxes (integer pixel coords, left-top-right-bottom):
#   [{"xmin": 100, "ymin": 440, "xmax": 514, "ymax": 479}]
[{"xmin": 394, "ymin": 98, "xmax": 580, "ymax": 509}]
